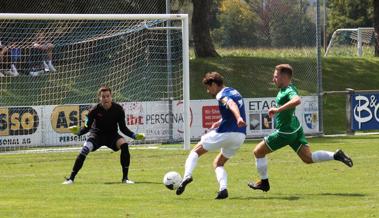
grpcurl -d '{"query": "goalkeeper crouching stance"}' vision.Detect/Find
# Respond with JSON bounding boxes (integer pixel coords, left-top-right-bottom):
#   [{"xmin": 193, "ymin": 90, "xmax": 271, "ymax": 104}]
[{"xmin": 63, "ymin": 85, "xmax": 145, "ymax": 185}]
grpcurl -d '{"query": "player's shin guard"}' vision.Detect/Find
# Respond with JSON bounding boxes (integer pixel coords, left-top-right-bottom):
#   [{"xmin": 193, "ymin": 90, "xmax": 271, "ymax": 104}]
[
  {"xmin": 69, "ymin": 153, "xmax": 86, "ymax": 181},
  {"xmin": 120, "ymin": 143, "xmax": 130, "ymax": 181}
]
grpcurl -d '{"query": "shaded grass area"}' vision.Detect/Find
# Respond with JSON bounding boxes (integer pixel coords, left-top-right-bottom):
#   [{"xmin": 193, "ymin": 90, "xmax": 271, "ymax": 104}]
[
  {"xmin": 1, "ymin": 48, "xmax": 379, "ymax": 133},
  {"xmin": 191, "ymin": 55, "xmax": 379, "ymax": 134},
  {"xmin": 190, "ymin": 56, "xmax": 317, "ymax": 99},
  {"xmin": 0, "ymin": 136, "xmax": 378, "ymax": 218}
]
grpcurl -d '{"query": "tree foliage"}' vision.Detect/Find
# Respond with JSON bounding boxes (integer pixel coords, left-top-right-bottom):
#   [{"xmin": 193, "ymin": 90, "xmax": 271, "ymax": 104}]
[
  {"xmin": 1, "ymin": 0, "xmax": 377, "ymax": 56},
  {"xmin": 374, "ymin": 0, "xmax": 379, "ymax": 56},
  {"xmin": 212, "ymin": 0, "xmax": 316, "ymax": 48},
  {"xmin": 211, "ymin": 0, "xmax": 258, "ymax": 47},
  {"xmin": 327, "ymin": 0, "xmax": 373, "ymax": 34},
  {"xmin": 263, "ymin": 0, "xmax": 315, "ymax": 47}
]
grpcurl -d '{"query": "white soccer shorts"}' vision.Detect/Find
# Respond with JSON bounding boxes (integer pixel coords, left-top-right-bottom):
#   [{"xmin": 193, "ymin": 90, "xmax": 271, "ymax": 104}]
[{"xmin": 200, "ymin": 130, "xmax": 246, "ymax": 158}]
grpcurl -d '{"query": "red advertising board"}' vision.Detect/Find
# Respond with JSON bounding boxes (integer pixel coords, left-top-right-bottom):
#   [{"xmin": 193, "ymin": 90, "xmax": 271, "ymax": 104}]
[{"xmin": 202, "ymin": 106, "xmax": 221, "ymax": 128}]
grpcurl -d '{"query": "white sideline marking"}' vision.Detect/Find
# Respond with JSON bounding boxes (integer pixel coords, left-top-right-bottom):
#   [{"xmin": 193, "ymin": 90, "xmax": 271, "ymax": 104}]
[
  {"xmin": 0, "ymin": 145, "xmax": 169, "ymax": 155},
  {"xmin": 321, "ymin": 132, "xmax": 379, "ymax": 137}
]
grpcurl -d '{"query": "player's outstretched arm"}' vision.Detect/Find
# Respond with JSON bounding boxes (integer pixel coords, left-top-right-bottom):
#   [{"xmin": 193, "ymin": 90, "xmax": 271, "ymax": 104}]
[{"xmin": 269, "ymin": 95, "xmax": 301, "ymax": 118}]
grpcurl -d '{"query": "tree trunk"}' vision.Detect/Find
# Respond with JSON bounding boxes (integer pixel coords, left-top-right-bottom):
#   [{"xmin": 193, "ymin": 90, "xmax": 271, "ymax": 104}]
[
  {"xmin": 192, "ymin": 0, "xmax": 219, "ymax": 58},
  {"xmin": 374, "ymin": 0, "xmax": 379, "ymax": 56}
]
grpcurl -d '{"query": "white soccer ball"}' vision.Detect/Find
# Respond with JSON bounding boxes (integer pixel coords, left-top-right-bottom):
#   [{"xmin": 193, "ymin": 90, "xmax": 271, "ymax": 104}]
[{"xmin": 163, "ymin": 171, "xmax": 182, "ymax": 190}]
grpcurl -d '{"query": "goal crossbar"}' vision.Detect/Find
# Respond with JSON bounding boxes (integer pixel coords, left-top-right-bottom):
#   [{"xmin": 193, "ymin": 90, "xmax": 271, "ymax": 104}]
[{"xmin": 0, "ymin": 13, "xmax": 188, "ymax": 21}]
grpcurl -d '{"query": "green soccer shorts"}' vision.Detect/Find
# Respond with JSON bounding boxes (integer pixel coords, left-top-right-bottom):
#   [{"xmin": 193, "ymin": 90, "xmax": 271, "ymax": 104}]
[{"xmin": 264, "ymin": 127, "xmax": 308, "ymax": 153}]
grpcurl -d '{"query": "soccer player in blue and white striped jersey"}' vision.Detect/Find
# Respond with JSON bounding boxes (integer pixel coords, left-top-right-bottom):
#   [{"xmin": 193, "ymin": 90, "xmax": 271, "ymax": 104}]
[{"xmin": 176, "ymin": 72, "xmax": 246, "ymax": 199}]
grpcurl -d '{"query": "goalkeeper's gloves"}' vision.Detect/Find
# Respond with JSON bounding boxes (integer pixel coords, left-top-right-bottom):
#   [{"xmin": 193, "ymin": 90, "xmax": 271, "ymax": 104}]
[
  {"xmin": 134, "ymin": 133, "xmax": 145, "ymax": 140},
  {"xmin": 68, "ymin": 125, "xmax": 80, "ymax": 135}
]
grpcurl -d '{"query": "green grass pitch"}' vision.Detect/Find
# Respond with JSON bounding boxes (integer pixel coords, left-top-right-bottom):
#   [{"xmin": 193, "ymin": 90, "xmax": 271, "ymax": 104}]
[{"xmin": 0, "ymin": 135, "xmax": 378, "ymax": 218}]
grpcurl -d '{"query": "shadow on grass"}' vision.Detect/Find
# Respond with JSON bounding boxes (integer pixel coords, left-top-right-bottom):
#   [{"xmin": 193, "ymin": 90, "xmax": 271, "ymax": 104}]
[
  {"xmin": 230, "ymin": 195, "xmax": 300, "ymax": 201},
  {"xmin": 230, "ymin": 192, "xmax": 366, "ymax": 200},
  {"xmin": 317, "ymin": 193, "xmax": 367, "ymax": 197}
]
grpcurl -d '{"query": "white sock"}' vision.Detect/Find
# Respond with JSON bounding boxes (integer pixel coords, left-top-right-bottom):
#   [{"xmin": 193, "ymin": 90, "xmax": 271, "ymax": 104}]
[
  {"xmin": 256, "ymin": 157, "xmax": 268, "ymax": 179},
  {"xmin": 183, "ymin": 151, "xmax": 198, "ymax": 178},
  {"xmin": 48, "ymin": 60, "xmax": 53, "ymax": 65},
  {"xmin": 311, "ymin": 151, "xmax": 334, "ymax": 163},
  {"xmin": 215, "ymin": 166, "xmax": 227, "ymax": 191}
]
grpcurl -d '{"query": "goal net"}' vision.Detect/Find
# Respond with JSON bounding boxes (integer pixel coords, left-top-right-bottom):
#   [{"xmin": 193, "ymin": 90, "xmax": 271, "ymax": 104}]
[
  {"xmin": 0, "ymin": 14, "xmax": 190, "ymax": 152},
  {"xmin": 325, "ymin": 27, "xmax": 375, "ymax": 57}
]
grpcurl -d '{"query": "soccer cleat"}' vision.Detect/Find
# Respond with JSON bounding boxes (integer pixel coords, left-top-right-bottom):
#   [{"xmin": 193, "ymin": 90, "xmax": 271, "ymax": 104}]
[
  {"xmin": 176, "ymin": 176, "xmax": 193, "ymax": 195},
  {"xmin": 62, "ymin": 178, "xmax": 74, "ymax": 185},
  {"xmin": 248, "ymin": 179, "xmax": 270, "ymax": 192},
  {"xmin": 48, "ymin": 62, "xmax": 56, "ymax": 72},
  {"xmin": 29, "ymin": 68, "xmax": 40, "ymax": 76},
  {"xmin": 122, "ymin": 179, "xmax": 135, "ymax": 184},
  {"xmin": 215, "ymin": 189, "xmax": 228, "ymax": 200},
  {"xmin": 43, "ymin": 61, "xmax": 50, "ymax": 72},
  {"xmin": 29, "ymin": 71, "xmax": 39, "ymax": 77},
  {"xmin": 334, "ymin": 149, "xmax": 353, "ymax": 167},
  {"xmin": 45, "ymin": 61, "xmax": 56, "ymax": 72},
  {"xmin": 7, "ymin": 64, "xmax": 19, "ymax": 76}
]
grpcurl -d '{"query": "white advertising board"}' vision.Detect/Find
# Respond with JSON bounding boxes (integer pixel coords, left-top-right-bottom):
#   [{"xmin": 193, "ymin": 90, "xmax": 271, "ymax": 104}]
[
  {"xmin": 0, "ymin": 96, "xmax": 319, "ymax": 147},
  {"xmin": 0, "ymin": 106, "xmax": 43, "ymax": 147}
]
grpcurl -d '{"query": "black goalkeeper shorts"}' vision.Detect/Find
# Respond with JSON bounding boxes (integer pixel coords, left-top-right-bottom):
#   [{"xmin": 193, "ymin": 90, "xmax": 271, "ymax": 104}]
[{"xmin": 87, "ymin": 133, "xmax": 124, "ymax": 152}]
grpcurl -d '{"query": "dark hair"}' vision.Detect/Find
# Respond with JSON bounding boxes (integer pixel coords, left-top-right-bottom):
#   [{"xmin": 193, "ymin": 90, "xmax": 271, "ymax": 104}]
[
  {"xmin": 275, "ymin": 64, "xmax": 293, "ymax": 78},
  {"xmin": 97, "ymin": 85, "xmax": 112, "ymax": 96},
  {"xmin": 202, "ymin": 72, "xmax": 224, "ymax": 86}
]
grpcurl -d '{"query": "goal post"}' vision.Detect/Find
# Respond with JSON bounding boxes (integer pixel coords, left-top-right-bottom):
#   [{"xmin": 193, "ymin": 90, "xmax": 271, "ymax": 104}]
[
  {"xmin": 325, "ymin": 27, "xmax": 375, "ymax": 57},
  {"xmin": 0, "ymin": 13, "xmax": 190, "ymax": 151}
]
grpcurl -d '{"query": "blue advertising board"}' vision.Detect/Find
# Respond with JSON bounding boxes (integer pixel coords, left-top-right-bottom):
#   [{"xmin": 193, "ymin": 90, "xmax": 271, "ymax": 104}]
[{"xmin": 351, "ymin": 93, "xmax": 379, "ymax": 131}]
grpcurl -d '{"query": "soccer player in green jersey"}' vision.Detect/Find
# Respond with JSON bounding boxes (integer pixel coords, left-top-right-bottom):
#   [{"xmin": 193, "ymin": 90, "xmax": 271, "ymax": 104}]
[{"xmin": 248, "ymin": 64, "xmax": 353, "ymax": 192}]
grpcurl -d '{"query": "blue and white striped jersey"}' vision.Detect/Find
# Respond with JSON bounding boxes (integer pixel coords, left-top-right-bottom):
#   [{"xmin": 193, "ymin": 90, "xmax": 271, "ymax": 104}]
[{"xmin": 216, "ymin": 87, "xmax": 246, "ymax": 134}]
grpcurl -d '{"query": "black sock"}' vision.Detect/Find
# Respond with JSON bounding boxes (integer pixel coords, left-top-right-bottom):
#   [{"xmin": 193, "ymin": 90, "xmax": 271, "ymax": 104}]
[
  {"xmin": 69, "ymin": 154, "xmax": 87, "ymax": 181},
  {"xmin": 120, "ymin": 143, "xmax": 130, "ymax": 181}
]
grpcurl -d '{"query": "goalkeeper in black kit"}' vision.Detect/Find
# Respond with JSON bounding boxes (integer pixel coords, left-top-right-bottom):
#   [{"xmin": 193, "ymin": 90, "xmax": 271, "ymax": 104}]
[{"xmin": 63, "ymin": 86, "xmax": 145, "ymax": 185}]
